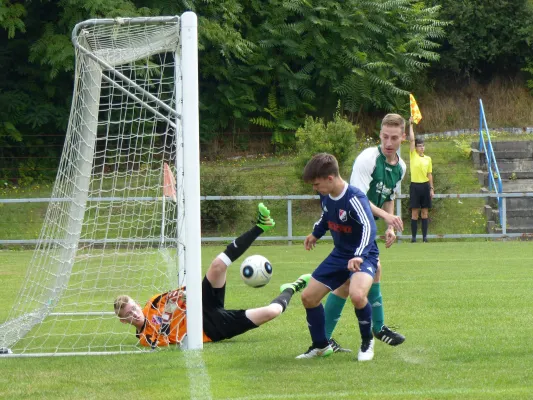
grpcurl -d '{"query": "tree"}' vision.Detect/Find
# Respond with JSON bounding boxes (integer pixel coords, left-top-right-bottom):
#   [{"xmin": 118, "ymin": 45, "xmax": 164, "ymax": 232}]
[
  {"xmin": 243, "ymin": 0, "xmax": 445, "ymax": 138},
  {"xmin": 428, "ymin": 0, "xmax": 533, "ymax": 79}
]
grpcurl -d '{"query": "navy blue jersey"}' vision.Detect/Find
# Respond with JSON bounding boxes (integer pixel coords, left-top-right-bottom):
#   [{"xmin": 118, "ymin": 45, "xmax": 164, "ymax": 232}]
[{"xmin": 312, "ymin": 183, "xmax": 378, "ymax": 258}]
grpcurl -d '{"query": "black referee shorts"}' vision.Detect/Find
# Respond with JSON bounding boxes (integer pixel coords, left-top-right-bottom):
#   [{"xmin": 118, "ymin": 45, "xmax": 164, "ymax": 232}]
[
  {"xmin": 410, "ymin": 182, "xmax": 432, "ymax": 209},
  {"xmin": 201, "ymin": 276, "xmax": 258, "ymax": 342}
]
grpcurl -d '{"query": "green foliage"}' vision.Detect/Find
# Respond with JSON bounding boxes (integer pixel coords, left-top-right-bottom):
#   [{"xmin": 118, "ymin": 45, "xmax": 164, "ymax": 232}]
[
  {"xmin": 250, "ymin": 89, "xmax": 304, "ymax": 151},
  {"xmin": 428, "ymin": 0, "xmax": 533, "ymax": 79},
  {"xmin": 246, "ymin": 0, "xmax": 445, "ymax": 127},
  {"xmin": 200, "ymin": 169, "xmax": 246, "ymax": 231},
  {"xmin": 523, "ymin": 58, "xmax": 533, "ymax": 93},
  {"xmin": 5, "ymin": 0, "xmax": 516, "ymax": 185},
  {"xmin": 294, "ymin": 108, "xmax": 358, "ymax": 180},
  {"xmin": 0, "ymin": 1, "xmax": 26, "ymax": 38},
  {"xmin": 453, "ymin": 136, "xmax": 473, "ymax": 159}
]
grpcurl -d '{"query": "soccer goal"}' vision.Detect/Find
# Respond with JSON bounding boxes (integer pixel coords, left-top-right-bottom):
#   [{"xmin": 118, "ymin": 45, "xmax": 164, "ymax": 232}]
[{"xmin": 0, "ymin": 13, "xmax": 202, "ymax": 357}]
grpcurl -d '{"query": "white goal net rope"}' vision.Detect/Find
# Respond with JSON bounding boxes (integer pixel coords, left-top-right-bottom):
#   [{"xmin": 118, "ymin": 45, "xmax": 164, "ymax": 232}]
[{"xmin": 0, "ymin": 16, "xmax": 197, "ymax": 356}]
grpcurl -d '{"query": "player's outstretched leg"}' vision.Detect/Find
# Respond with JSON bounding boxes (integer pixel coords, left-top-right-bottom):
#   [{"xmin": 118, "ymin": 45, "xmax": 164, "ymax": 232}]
[
  {"xmin": 209, "ymin": 203, "xmax": 275, "ymax": 288},
  {"xmin": 245, "ymin": 273, "xmax": 311, "ymax": 326},
  {"xmin": 373, "ymin": 325, "xmax": 405, "ymax": 346},
  {"xmin": 280, "ymin": 274, "xmax": 311, "ymax": 294}
]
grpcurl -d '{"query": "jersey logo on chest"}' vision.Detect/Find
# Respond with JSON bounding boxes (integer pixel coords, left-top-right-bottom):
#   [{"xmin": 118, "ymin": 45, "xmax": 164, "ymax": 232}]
[{"xmin": 339, "ymin": 209, "xmax": 347, "ymax": 222}]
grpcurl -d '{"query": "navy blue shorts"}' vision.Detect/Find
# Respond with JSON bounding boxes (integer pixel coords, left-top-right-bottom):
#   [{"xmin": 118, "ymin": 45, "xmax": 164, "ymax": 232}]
[{"xmin": 312, "ymin": 248, "xmax": 378, "ymax": 291}]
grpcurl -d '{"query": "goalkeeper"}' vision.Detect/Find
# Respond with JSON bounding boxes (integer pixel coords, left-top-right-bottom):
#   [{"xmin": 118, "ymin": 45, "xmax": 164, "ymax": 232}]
[{"xmin": 114, "ymin": 203, "xmax": 310, "ymax": 348}]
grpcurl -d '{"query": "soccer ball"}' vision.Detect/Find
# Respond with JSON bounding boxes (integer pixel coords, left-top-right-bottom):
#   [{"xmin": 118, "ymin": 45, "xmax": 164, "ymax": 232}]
[{"xmin": 240, "ymin": 255, "xmax": 273, "ymax": 288}]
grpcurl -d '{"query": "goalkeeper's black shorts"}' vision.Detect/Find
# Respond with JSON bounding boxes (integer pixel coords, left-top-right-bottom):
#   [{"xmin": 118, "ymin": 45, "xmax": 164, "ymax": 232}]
[{"xmin": 201, "ymin": 276, "xmax": 258, "ymax": 342}]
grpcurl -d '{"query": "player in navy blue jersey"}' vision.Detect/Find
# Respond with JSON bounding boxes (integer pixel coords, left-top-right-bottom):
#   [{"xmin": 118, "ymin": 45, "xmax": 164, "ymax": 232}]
[{"xmin": 296, "ymin": 153, "xmax": 378, "ymax": 361}]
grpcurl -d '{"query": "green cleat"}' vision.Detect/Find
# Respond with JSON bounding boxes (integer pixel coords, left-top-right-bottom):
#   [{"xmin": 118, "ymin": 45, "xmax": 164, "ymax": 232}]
[
  {"xmin": 256, "ymin": 202, "xmax": 275, "ymax": 232},
  {"xmin": 280, "ymin": 273, "xmax": 312, "ymax": 294}
]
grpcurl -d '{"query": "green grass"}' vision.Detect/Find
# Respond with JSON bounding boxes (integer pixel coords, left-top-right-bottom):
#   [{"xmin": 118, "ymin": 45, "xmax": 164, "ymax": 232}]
[{"xmin": 2, "ymin": 241, "xmax": 533, "ymax": 399}]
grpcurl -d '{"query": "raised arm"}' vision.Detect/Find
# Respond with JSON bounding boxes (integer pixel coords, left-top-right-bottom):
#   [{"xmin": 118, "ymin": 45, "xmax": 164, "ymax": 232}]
[{"xmin": 408, "ymin": 116, "xmax": 415, "ymax": 152}]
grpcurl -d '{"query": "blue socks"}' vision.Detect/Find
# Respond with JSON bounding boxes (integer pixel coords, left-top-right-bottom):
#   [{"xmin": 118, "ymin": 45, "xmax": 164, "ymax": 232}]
[
  {"xmin": 306, "ymin": 304, "xmax": 328, "ymax": 349},
  {"xmin": 355, "ymin": 301, "xmax": 373, "ymax": 340}
]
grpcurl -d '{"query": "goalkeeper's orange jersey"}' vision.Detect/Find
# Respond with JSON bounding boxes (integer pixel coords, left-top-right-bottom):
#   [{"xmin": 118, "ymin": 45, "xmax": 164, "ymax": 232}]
[{"xmin": 136, "ymin": 289, "xmax": 212, "ymax": 348}]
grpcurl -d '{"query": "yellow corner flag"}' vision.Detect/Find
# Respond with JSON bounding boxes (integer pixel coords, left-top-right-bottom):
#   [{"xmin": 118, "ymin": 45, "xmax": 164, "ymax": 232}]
[{"xmin": 409, "ymin": 93, "xmax": 422, "ymax": 124}]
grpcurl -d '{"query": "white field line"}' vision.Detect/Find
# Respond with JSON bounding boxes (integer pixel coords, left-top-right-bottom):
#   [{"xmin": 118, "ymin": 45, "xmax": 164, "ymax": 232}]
[{"xmin": 185, "ymin": 350, "xmax": 212, "ymax": 400}]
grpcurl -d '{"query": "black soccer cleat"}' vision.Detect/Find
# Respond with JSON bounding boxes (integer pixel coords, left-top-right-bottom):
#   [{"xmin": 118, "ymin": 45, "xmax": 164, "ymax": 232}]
[
  {"xmin": 328, "ymin": 337, "xmax": 352, "ymax": 353},
  {"xmin": 373, "ymin": 325, "xmax": 405, "ymax": 346}
]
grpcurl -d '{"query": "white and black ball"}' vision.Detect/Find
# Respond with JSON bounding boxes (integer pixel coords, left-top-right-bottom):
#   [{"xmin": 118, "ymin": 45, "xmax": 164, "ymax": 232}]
[{"xmin": 240, "ymin": 255, "xmax": 273, "ymax": 288}]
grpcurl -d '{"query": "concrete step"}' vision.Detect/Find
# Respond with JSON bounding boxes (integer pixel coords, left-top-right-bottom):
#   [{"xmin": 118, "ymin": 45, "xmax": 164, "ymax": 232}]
[
  {"xmin": 494, "ymin": 150, "xmax": 533, "ymax": 160},
  {"xmin": 499, "ymin": 171, "xmax": 533, "ymax": 180},
  {"xmin": 494, "ymin": 226, "xmax": 533, "ymax": 234},
  {"xmin": 482, "ymin": 186, "xmax": 533, "ymax": 210},
  {"xmin": 504, "ymin": 216, "xmax": 533, "ymax": 226},
  {"xmin": 477, "ymin": 173, "xmax": 533, "ymax": 191},
  {"xmin": 481, "ymin": 140, "xmax": 533, "ymax": 152},
  {"xmin": 507, "ymin": 197, "xmax": 533, "ymax": 208},
  {"xmin": 490, "ymin": 210, "xmax": 533, "ymax": 225},
  {"xmin": 471, "ymin": 141, "xmax": 533, "ymax": 169},
  {"xmin": 501, "ymin": 179, "xmax": 533, "ymax": 192},
  {"xmin": 504, "ymin": 208, "xmax": 533, "ymax": 218},
  {"xmin": 496, "ymin": 160, "xmax": 533, "ymax": 172}
]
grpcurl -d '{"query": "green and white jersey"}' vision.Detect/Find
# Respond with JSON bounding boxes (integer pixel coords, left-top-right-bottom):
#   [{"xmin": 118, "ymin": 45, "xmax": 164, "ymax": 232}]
[{"xmin": 350, "ymin": 146, "xmax": 406, "ymax": 208}]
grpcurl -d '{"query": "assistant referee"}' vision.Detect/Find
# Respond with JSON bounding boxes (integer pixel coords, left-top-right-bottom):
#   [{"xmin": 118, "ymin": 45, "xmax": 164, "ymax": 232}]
[{"xmin": 408, "ymin": 118, "xmax": 433, "ymax": 243}]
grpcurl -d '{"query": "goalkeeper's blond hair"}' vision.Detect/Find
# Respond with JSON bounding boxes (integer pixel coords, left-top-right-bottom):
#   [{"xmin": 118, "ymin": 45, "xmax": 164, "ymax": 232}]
[{"xmin": 114, "ymin": 295, "xmax": 134, "ymax": 317}]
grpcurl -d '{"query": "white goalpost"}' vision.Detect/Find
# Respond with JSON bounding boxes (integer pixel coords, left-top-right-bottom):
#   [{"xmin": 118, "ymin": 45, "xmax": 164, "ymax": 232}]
[{"xmin": 0, "ymin": 12, "xmax": 202, "ymax": 356}]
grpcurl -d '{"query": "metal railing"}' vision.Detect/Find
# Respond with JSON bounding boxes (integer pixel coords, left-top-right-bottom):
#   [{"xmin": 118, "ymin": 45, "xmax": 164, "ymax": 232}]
[
  {"xmin": 2, "ymin": 192, "xmax": 533, "ymax": 245},
  {"xmin": 478, "ymin": 99, "xmax": 504, "ymax": 227}
]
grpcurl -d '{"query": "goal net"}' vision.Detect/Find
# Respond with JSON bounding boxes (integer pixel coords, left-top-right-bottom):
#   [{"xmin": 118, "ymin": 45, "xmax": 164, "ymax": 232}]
[{"xmin": 0, "ymin": 13, "xmax": 202, "ymax": 356}]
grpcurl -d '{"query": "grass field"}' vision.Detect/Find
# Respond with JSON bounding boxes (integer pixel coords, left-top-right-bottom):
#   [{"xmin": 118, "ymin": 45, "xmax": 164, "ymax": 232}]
[{"xmin": 2, "ymin": 241, "xmax": 533, "ymax": 399}]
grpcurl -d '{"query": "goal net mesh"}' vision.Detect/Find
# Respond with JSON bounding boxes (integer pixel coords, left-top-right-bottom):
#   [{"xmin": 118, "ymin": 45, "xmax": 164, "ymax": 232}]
[{"xmin": 0, "ymin": 17, "xmax": 189, "ymax": 355}]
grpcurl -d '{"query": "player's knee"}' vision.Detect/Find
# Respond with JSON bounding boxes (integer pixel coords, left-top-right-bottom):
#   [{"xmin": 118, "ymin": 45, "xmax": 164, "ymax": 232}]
[
  {"xmin": 206, "ymin": 259, "xmax": 227, "ymax": 285},
  {"xmin": 349, "ymin": 290, "xmax": 366, "ymax": 308},
  {"xmin": 208, "ymin": 258, "xmax": 227, "ymax": 275},
  {"xmin": 301, "ymin": 290, "xmax": 320, "ymax": 308}
]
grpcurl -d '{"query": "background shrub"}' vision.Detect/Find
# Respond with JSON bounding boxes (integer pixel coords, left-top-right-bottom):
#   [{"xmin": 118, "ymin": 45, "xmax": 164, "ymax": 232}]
[
  {"xmin": 294, "ymin": 110, "xmax": 359, "ymax": 183},
  {"xmin": 200, "ymin": 169, "xmax": 246, "ymax": 232}
]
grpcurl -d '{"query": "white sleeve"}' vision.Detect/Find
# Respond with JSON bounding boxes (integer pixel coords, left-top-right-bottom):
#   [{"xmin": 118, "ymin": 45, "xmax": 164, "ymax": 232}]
[{"xmin": 350, "ymin": 148, "xmax": 375, "ymax": 194}]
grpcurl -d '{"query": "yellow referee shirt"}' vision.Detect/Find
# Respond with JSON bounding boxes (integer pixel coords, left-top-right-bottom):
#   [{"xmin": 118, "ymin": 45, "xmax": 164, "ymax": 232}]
[{"xmin": 410, "ymin": 149, "xmax": 432, "ymax": 183}]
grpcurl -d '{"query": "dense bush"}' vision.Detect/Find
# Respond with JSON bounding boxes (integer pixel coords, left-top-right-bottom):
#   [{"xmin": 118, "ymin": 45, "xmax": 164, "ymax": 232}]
[
  {"xmin": 294, "ymin": 110, "xmax": 359, "ymax": 181},
  {"xmin": 428, "ymin": 0, "xmax": 533, "ymax": 79},
  {"xmin": 200, "ymin": 169, "xmax": 246, "ymax": 231}
]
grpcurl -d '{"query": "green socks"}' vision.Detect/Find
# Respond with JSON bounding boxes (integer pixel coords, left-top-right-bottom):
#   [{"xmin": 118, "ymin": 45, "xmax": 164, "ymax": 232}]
[
  {"xmin": 368, "ymin": 282, "xmax": 384, "ymax": 334},
  {"xmin": 324, "ymin": 292, "xmax": 347, "ymax": 339},
  {"xmin": 324, "ymin": 283, "xmax": 386, "ymax": 337}
]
